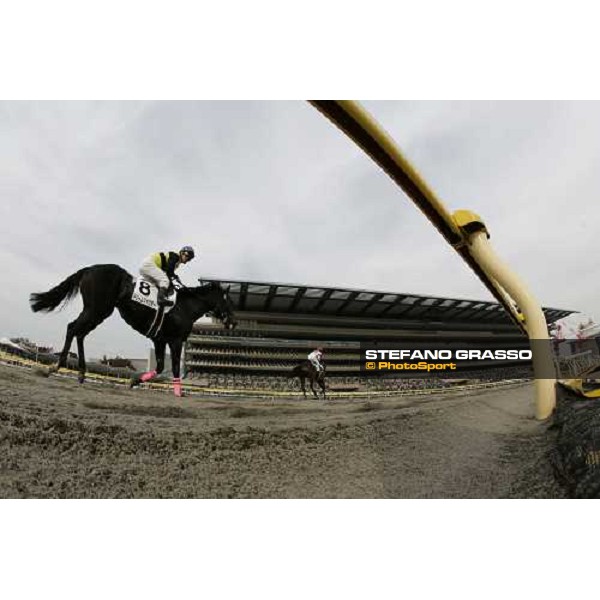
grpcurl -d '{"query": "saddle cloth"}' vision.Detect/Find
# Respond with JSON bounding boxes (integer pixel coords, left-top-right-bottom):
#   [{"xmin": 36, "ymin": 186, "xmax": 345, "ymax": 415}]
[{"xmin": 131, "ymin": 277, "xmax": 175, "ymax": 313}]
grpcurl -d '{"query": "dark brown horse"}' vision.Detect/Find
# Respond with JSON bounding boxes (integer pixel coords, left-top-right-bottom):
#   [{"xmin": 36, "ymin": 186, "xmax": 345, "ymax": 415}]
[
  {"xmin": 292, "ymin": 361, "xmax": 326, "ymax": 399},
  {"xmin": 30, "ymin": 264, "xmax": 235, "ymax": 396}
]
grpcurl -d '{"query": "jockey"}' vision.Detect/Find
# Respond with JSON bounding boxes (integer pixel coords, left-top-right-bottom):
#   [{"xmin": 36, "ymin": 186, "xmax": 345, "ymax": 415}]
[
  {"xmin": 308, "ymin": 347, "xmax": 325, "ymax": 372},
  {"xmin": 139, "ymin": 246, "xmax": 195, "ymax": 306}
]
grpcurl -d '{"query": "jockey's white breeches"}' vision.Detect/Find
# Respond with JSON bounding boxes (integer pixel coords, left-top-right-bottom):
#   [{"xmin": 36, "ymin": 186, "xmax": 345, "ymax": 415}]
[
  {"xmin": 309, "ymin": 358, "xmax": 323, "ymax": 371},
  {"xmin": 139, "ymin": 256, "xmax": 170, "ymax": 290}
]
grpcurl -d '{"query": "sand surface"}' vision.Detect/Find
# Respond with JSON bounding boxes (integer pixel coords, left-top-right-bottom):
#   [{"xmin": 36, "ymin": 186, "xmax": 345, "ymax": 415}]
[{"xmin": 0, "ymin": 364, "xmax": 565, "ymax": 498}]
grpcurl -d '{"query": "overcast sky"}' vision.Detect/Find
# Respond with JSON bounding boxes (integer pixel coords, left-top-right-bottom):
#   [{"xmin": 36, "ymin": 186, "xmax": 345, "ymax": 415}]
[{"xmin": 2, "ymin": 101, "xmax": 599, "ymax": 358}]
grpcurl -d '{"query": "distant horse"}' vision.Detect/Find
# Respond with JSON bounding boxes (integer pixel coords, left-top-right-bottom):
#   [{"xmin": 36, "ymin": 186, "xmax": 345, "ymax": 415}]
[
  {"xmin": 30, "ymin": 264, "xmax": 235, "ymax": 396},
  {"xmin": 292, "ymin": 361, "xmax": 326, "ymax": 399}
]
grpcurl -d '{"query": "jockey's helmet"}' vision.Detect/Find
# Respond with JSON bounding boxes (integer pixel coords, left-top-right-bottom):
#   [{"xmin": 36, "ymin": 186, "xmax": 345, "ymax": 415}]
[
  {"xmin": 317, "ymin": 347, "xmax": 324, "ymax": 352},
  {"xmin": 180, "ymin": 245, "xmax": 195, "ymax": 260}
]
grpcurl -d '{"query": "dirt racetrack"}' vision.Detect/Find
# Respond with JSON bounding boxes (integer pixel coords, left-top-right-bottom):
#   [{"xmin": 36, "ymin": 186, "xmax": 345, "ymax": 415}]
[{"xmin": 0, "ymin": 363, "xmax": 566, "ymax": 498}]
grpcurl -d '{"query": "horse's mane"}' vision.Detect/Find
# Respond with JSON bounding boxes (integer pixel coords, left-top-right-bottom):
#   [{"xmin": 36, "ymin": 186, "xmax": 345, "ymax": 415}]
[{"xmin": 178, "ymin": 281, "xmax": 221, "ymax": 297}]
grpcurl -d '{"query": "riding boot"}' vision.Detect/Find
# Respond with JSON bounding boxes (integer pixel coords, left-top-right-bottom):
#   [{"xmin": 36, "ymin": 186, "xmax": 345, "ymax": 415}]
[{"xmin": 157, "ymin": 287, "xmax": 174, "ymax": 307}]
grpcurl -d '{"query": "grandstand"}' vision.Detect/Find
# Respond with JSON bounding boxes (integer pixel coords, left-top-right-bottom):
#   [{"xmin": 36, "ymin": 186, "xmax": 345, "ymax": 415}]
[{"xmin": 184, "ymin": 279, "xmax": 573, "ymax": 392}]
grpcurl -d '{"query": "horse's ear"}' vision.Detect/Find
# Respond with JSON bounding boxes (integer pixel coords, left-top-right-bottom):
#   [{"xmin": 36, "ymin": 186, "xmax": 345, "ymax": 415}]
[{"xmin": 198, "ymin": 278, "xmax": 204, "ymax": 285}]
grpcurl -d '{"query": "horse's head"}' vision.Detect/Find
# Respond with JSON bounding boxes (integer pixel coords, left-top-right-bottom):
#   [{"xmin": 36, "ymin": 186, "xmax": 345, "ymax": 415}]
[{"xmin": 194, "ymin": 281, "xmax": 236, "ymax": 330}]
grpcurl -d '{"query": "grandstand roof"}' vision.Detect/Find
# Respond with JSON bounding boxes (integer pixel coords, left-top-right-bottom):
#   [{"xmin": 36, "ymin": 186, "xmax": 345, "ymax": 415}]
[{"xmin": 202, "ymin": 279, "xmax": 573, "ymax": 327}]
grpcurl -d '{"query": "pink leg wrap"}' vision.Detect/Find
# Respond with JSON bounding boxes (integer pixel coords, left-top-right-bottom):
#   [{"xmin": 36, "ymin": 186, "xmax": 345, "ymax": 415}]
[
  {"xmin": 140, "ymin": 369, "xmax": 157, "ymax": 382},
  {"xmin": 173, "ymin": 377, "xmax": 182, "ymax": 397}
]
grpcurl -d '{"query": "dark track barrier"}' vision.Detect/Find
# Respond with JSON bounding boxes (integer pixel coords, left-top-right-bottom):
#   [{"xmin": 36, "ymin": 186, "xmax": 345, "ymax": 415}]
[{"xmin": 552, "ymin": 384, "xmax": 600, "ymax": 497}]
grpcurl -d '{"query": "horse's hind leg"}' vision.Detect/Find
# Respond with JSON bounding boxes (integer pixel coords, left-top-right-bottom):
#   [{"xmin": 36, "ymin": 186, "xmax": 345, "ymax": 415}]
[
  {"xmin": 309, "ymin": 378, "xmax": 319, "ymax": 399},
  {"xmin": 48, "ymin": 268, "xmax": 119, "ymax": 382},
  {"xmin": 299, "ymin": 376, "xmax": 307, "ymax": 399},
  {"xmin": 74, "ymin": 311, "xmax": 113, "ymax": 384},
  {"xmin": 49, "ymin": 309, "xmax": 109, "ymax": 382},
  {"xmin": 49, "ymin": 318, "xmax": 79, "ymax": 375}
]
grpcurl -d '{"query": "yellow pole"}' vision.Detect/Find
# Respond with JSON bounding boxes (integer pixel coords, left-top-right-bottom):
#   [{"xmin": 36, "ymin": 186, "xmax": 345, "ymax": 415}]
[{"xmin": 461, "ymin": 228, "xmax": 556, "ymax": 419}]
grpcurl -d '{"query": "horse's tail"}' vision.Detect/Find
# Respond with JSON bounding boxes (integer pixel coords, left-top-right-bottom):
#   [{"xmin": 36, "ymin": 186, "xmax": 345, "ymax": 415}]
[
  {"xmin": 29, "ymin": 268, "xmax": 88, "ymax": 313},
  {"xmin": 291, "ymin": 364, "xmax": 304, "ymax": 378}
]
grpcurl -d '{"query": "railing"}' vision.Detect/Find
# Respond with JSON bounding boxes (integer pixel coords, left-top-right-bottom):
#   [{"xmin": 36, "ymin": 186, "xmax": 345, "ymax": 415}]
[
  {"xmin": 2, "ymin": 348, "xmax": 529, "ymax": 400},
  {"xmin": 0, "ymin": 348, "xmax": 137, "ymax": 382},
  {"xmin": 556, "ymin": 351, "xmax": 600, "ymax": 378}
]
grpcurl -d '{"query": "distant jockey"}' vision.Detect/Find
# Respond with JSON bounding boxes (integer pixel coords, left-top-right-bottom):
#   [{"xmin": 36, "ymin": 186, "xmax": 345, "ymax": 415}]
[
  {"xmin": 139, "ymin": 246, "xmax": 195, "ymax": 306},
  {"xmin": 308, "ymin": 347, "xmax": 325, "ymax": 373}
]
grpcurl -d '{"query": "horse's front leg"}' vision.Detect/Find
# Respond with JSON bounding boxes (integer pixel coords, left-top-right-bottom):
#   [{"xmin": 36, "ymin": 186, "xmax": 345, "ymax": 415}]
[
  {"xmin": 319, "ymin": 378, "xmax": 326, "ymax": 400},
  {"xmin": 131, "ymin": 339, "xmax": 165, "ymax": 387},
  {"xmin": 169, "ymin": 339, "xmax": 184, "ymax": 397}
]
